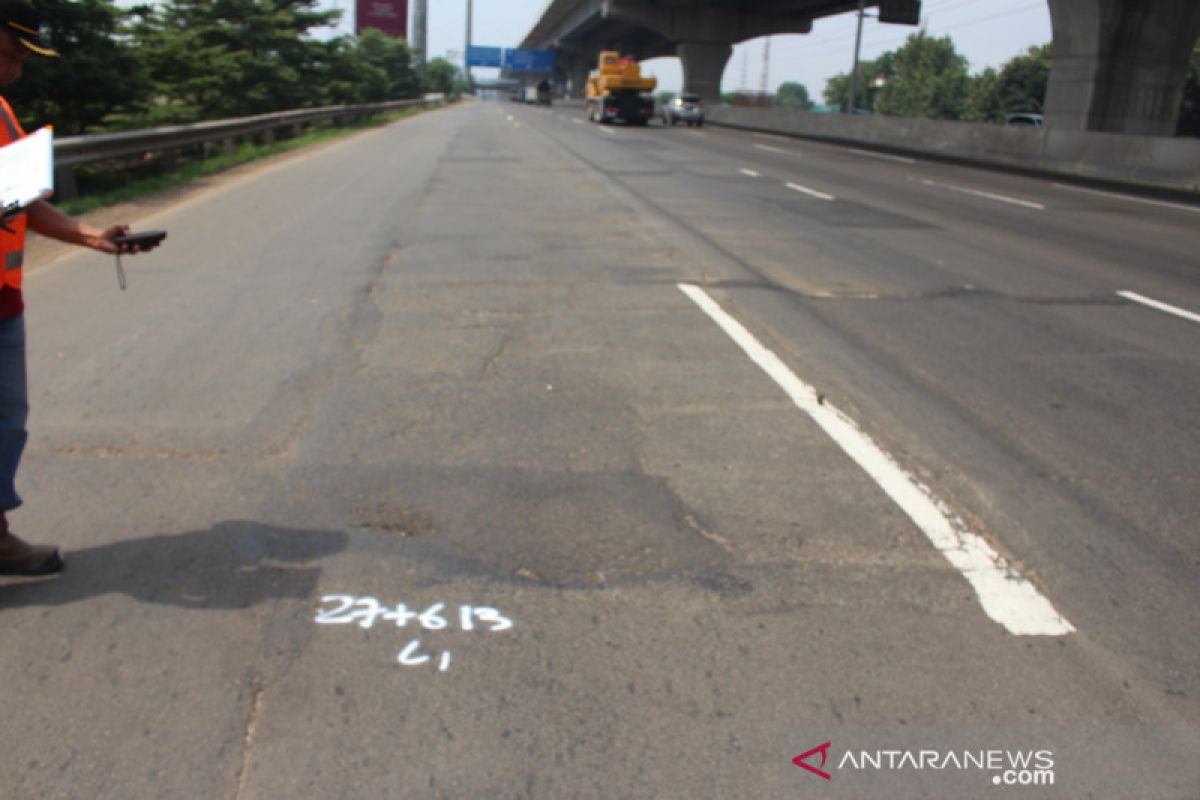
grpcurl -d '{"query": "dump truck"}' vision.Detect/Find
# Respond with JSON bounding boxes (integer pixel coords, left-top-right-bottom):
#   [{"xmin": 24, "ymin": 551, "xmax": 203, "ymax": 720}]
[{"xmin": 585, "ymin": 51, "xmax": 656, "ymax": 125}]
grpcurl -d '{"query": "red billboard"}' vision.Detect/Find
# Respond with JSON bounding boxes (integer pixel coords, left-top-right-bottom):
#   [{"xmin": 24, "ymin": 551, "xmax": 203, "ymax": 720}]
[{"xmin": 356, "ymin": 0, "xmax": 408, "ymax": 38}]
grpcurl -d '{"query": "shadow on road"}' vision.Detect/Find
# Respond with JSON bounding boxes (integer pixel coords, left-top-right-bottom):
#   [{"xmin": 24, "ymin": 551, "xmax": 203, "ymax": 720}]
[{"xmin": 0, "ymin": 520, "xmax": 347, "ymax": 611}]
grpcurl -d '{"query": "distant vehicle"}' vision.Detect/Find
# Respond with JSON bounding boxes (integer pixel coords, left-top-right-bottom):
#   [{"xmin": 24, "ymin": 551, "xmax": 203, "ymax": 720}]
[
  {"xmin": 523, "ymin": 86, "xmax": 539, "ymax": 104},
  {"xmin": 662, "ymin": 94, "xmax": 704, "ymax": 127},
  {"xmin": 1005, "ymin": 112, "xmax": 1044, "ymax": 128},
  {"xmin": 586, "ymin": 51, "xmax": 656, "ymax": 125},
  {"xmin": 536, "ymin": 79, "xmax": 552, "ymax": 107}
]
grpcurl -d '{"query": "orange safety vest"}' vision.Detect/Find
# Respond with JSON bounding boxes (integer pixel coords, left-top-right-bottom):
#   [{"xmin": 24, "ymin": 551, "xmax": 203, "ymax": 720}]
[{"xmin": 0, "ymin": 97, "xmax": 27, "ymax": 291}]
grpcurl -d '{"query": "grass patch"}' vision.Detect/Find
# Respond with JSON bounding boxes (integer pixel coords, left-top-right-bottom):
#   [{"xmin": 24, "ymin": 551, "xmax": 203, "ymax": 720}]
[{"xmin": 59, "ymin": 107, "xmax": 429, "ymax": 217}]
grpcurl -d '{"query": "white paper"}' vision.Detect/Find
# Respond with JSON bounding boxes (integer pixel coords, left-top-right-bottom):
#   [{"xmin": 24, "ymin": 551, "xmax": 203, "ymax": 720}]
[{"xmin": 0, "ymin": 126, "xmax": 53, "ymax": 211}]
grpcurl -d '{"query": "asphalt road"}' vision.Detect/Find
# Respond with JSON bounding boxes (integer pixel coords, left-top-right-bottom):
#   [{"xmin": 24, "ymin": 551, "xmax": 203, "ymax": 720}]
[{"xmin": 1, "ymin": 100, "xmax": 1197, "ymax": 799}]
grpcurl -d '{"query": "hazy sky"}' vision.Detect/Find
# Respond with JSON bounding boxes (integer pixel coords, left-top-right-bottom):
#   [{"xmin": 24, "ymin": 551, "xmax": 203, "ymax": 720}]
[{"xmin": 322, "ymin": 0, "xmax": 1053, "ymax": 99}]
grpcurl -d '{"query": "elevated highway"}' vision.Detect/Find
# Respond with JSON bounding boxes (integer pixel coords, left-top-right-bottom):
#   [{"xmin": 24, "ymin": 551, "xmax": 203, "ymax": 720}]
[{"xmin": 519, "ymin": 0, "xmax": 1200, "ymax": 136}]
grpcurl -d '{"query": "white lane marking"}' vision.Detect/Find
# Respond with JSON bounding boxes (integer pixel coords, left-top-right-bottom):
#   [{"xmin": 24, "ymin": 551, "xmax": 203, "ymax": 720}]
[
  {"xmin": 505, "ymin": 115, "xmax": 514, "ymax": 121},
  {"xmin": 677, "ymin": 283, "xmax": 1075, "ymax": 637},
  {"xmin": 787, "ymin": 182, "xmax": 835, "ymax": 202},
  {"xmin": 849, "ymin": 147, "xmax": 916, "ymax": 165},
  {"xmin": 572, "ymin": 118, "xmax": 583, "ymax": 125},
  {"xmin": 1053, "ymin": 183, "xmax": 1200, "ymax": 215},
  {"xmin": 1117, "ymin": 291, "xmax": 1200, "ymax": 325},
  {"xmin": 755, "ymin": 143, "xmax": 790, "ymax": 155},
  {"xmin": 599, "ymin": 127, "xmax": 615, "ymax": 135},
  {"xmin": 919, "ymin": 178, "xmax": 1044, "ymax": 210},
  {"xmin": 740, "ymin": 169, "xmax": 760, "ymax": 177}
]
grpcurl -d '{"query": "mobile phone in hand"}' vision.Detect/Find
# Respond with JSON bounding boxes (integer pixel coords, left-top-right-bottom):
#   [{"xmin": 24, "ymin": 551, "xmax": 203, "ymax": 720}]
[{"xmin": 114, "ymin": 230, "xmax": 167, "ymax": 252}]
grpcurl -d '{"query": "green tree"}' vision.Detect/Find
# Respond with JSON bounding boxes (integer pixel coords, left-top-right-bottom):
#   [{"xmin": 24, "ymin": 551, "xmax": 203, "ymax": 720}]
[
  {"xmin": 994, "ymin": 43, "xmax": 1050, "ymax": 115},
  {"xmin": 1176, "ymin": 42, "xmax": 1199, "ymax": 137},
  {"xmin": 775, "ymin": 81, "xmax": 813, "ymax": 110},
  {"xmin": 823, "ymin": 53, "xmax": 894, "ymax": 112},
  {"xmin": 963, "ymin": 67, "xmax": 1004, "ymax": 123},
  {"xmin": 874, "ymin": 33, "xmax": 969, "ymax": 119},
  {"xmin": 132, "ymin": 0, "xmax": 339, "ymax": 121},
  {"xmin": 424, "ymin": 57, "xmax": 460, "ymax": 96},
  {"xmin": 3, "ymin": 0, "xmax": 151, "ymax": 134}
]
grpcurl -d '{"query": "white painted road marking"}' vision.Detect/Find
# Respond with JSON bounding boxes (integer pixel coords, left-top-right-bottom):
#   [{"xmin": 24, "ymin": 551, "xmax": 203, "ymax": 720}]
[
  {"xmin": 572, "ymin": 118, "xmax": 583, "ymax": 125},
  {"xmin": 848, "ymin": 148, "xmax": 917, "ymax": 165},
  {"xmin": 1117, "ymin": 291, "xmax": 1200, "ymax": 325},
  {"xmin": 918, "ymin": 178, "xmax": 1044, "ymax": 210},
  {"xmin": 677, "ymin": 283, "xmax": 1076, "ymax": 636},
  {"xmin": 786, "ymin": 182, "xmax": 835, "ymax": 202},
  {"xmin": 1053, "ymin": 183, "xmax": 1200, "ymax": 215},
  {"xmin": 740, "ymin": 169, "xmax": 760, "ymax": 177},
  {"xmin": 755, "ymin": 144, "xmax": 791, "ymax": 155},
  {"xmin": 599, "ymin": 127, "xmax": 615, "ymax": 135}
]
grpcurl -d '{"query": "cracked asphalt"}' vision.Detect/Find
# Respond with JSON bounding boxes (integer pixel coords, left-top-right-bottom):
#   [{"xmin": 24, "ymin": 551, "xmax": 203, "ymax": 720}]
[{"xmin": 0, "ymin": 101, "xmax": 1197, "ymax": 798}]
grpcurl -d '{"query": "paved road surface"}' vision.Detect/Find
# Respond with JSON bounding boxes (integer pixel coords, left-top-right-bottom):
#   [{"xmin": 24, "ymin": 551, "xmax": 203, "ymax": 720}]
[{"xmin": 1, "ymin": 101, "xmax": 1197, "ymax": 798}]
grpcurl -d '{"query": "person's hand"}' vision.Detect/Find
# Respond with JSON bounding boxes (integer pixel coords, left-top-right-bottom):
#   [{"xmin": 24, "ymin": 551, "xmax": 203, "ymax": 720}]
[{"xmin": 97, "ymin": 224, "xmax": 132, "ymax": 255}]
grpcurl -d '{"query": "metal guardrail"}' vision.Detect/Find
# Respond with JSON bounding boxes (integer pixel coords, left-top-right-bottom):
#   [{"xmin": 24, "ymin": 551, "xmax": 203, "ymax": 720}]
[{"xmin": 52, "ymin": 97, "xmax": 444, "ymax": 200}]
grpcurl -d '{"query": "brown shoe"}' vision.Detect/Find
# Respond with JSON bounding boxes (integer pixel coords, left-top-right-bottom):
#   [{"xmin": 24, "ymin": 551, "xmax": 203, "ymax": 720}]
[{"xmin": 0, "ymin": 530, "xmax": 64, "ymax": 576}]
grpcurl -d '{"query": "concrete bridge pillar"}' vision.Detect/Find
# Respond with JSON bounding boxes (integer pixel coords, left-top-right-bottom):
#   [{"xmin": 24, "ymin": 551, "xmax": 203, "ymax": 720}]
[
  {"xmin": 1045, "ymin": 0, "xmax": 1200, "ymax": 135},
  {"xmin": 677, "ymin": 42, "xmax": 733, "ymax": 104},
  {"xmin": 567, "ymin": 59, "xmax": 591, "ymax": 98}
]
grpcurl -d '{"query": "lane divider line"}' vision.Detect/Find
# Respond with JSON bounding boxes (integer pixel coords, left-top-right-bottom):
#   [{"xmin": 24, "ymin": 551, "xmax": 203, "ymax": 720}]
[
  {"xmin": 755, "ymin": 143, "xmax": 790, "ymax": 155},
  {"xmin": 676, "ymin": 283, "xmax": 1076, "ymax": 636},
  {"xmin": 787, "ymin": 182, "xmax": 835, "ymax": 202},
  {"xmin": 599, "ymin": 127, "xmax": 615, "ymax": 135},
  {"xmin": 918, "ymin": 178, "xmax": 1044, "ymax": 210},
  {"xmin": 1117, "ymin": 291, "xmax": 1200, "ymax": 325},
  {"xmin": 1053, "ymin": 183, "xmax": 1200, "ymax": 215},
  {"xmin": 740, "ymin": 169, "xmax": 760, "ymax": 177},
  {"xmin": 848, "ymin": 148, "xmax": 916, "ymax": 165}
]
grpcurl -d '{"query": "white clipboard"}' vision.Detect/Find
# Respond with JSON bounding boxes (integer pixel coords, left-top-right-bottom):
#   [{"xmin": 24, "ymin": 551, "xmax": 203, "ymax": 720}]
[{"xmin": 0, "ymin": 126, "xmax": 53, "ymax": 213}]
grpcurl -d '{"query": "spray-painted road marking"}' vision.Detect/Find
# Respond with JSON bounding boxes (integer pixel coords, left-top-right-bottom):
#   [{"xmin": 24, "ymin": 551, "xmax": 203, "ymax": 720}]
[
  {"xmin": 676, "ymin": 283, "xmax": 1075, "ymax": 636},
  {"xmin": 848, "ymin": 147, "xmax": 916, "ymax": 165},
  {"xmin": 916, "ymin": 177, "xmax": 1044, "ymax": 210},
  {"xmin": 315, "ymin": 595, "xmax": 514, "ymax": 671},
  {"xmin": 1054, "ymin": 183, "xmax": 1200, "ymax": 215},
  {"xmin": 1117, "ymin": 291, "xmax": 1200, "ymax": 325},
  {"xmin": 755, "ymin": 143, "xmax": 791, "ymax": 155},
  {"xmin": 740, "ymin": 169, "xmax": 760, "ymax": 177},
  {"xmin": 787, "ymin": 182, "xmax": 835, "ymax": 202}
]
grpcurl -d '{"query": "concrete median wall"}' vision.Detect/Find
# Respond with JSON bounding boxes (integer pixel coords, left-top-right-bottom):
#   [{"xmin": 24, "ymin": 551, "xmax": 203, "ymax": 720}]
[{"xmin": 705, "ymin": 106, "xmax": 1200, "ymax": 195}]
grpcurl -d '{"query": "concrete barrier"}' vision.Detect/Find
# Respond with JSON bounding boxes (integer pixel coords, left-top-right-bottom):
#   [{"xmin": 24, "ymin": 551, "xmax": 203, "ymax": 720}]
[{"xmin": 705, "ymin": 106, "xmax": 1200, "ymax": 196}]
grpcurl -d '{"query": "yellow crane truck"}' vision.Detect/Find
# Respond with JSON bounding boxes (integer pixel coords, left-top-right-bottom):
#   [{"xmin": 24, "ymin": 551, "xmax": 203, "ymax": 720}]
[{"xmin": 585, "ymin": 51, "xmax": 657, "ymax": 125}]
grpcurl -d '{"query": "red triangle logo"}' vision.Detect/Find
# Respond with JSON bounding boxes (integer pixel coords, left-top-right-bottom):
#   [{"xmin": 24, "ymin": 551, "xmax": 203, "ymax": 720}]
[{"xmin": 793, "ymin": 741, "xmax": 832, "ymax": 780}]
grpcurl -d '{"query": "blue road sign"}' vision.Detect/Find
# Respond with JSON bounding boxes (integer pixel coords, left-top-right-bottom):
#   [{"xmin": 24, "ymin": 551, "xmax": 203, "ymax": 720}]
[
  {"xmin": 467, "ymin": 46, "xmax": 502, "ymax": 68},
  {"xmin": 502, "ymin": 48, "xmax": 555, "ymax": 73}
]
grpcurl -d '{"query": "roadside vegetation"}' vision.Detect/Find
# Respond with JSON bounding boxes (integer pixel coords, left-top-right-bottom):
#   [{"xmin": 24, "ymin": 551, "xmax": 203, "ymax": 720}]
[
  {"xmin": 731, "ymin": 34, "xmax": 1198, "ymax": 136},
  {"xmin": 5, "ymin": 0, "xmax": 465, "ymax": 211}
]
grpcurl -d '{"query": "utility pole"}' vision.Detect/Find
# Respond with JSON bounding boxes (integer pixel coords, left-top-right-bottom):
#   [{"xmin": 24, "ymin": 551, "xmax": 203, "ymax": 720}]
[
  {"xmin": 846, "ymin": 0, "xmax": 865, "ymax": 113},
  {"xmin": 413, "ymin": 0, "xmax": 427, "ymax": 82},
  {"xmin": 759, "ymin": 36, "xmax": 771, "ymax": 99},
  {"xmin": 464, "ymin": 0, "xmax": 473, "ymax": 94}
]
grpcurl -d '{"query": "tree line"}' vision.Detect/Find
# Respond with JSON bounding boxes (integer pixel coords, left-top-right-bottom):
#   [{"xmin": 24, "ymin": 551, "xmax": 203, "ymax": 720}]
[
  {"xmin": 772, "ymin": 33, "xmax": 1199, "ymax": 136},
  {"xmin": 4, "ymin": 0, "xmax": 462, "ymax": 136}
]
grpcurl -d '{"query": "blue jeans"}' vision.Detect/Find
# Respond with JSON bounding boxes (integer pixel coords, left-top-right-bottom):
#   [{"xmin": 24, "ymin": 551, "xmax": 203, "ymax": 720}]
[{"xmin": 0, "ymin": 315, "xmax": 28, "ymax": 512}]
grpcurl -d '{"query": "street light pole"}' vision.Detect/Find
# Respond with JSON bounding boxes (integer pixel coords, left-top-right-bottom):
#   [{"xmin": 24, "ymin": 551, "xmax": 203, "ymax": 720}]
[
  {"xmin": 464, "ymin": 0, "xmax": 474, "ymax": 94},
  {"xmin": 413, "ymin": 0, "xmax": 427, "ymax": 81},
  {"xmin": 846, "ymin": 0, "xmax": 865, "ymax": 113}
]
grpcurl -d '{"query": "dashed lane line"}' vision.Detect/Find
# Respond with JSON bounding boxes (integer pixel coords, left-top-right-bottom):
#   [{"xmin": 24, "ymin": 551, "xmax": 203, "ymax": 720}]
[
  {"xmin": 755, "ymin": 143, "xmax": 791, "ymax": 155},
  {"xmin": 677, "ymin": 283, "xmax": 1076, "ymax": 637},
  {"xmin": 848, "ymin": 148, "xmax": 917, "ymax": 165},
  {"xmin": 786, "ymin": 182, "xmax": 835, "ymax": 202},
  {"xmin": 1053, "ymin": 183, "xmax": 1200, "ymax": 215},
  {"xmin": 917, "ymin": 177, "xmax": 1044, "ymax": 210},
  {"xmin": 740, "ymin": 169, "xmax": 760, "ymax": 177},
  {"xmin": 1117, "ymin": 291, "xmax": 1200, "ymax": 325}
]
